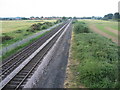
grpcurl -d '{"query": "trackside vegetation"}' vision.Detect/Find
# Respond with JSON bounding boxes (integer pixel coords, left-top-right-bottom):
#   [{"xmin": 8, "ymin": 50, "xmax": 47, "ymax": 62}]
[
  {"xmin": 70, "ymin": 20, "xmax": 119, "ymax": 88},
  {"xmin": 1, "ymin": 19, "xmax": 62, "ymax": 48},
  {"xmin": 1, "ymin": 20, "xmax": 62, "ymax": 60},
  {"xmin": 1, "ymin": 31, "xmax": 50, "ymax": 60}
]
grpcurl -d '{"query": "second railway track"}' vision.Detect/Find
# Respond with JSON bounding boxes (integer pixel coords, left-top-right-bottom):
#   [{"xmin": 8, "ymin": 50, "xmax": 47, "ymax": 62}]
[{"xmin": 0, "ymin": 20, "xmax": 72, "ymax": 90}]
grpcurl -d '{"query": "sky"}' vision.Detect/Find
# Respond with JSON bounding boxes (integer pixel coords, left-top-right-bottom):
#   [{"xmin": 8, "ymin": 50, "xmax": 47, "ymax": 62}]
[{"xmin": 0, "ymin": 0, "xmax": 119, "ymax": 17}]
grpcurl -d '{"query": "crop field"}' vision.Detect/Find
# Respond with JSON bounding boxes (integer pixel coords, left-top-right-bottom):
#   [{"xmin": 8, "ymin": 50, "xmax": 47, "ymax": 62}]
[
  {"xmin": 0, "ymin": 20, "xmax": 56, "ymax": 47},
  {"xmin": 79, "ymin": 19, "xmax": 119, "ymax": 44}
]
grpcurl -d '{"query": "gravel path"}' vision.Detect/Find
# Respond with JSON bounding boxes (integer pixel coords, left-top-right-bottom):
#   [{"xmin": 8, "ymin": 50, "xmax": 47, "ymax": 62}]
[{"xmin": 39, "ymin": 24, "xmax": 72, "ymax": 88}]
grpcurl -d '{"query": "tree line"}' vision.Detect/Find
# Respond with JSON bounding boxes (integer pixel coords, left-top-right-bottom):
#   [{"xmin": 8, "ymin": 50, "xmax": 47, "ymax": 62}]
[
  {"xmin": 103, "ymin": 12, "xmax": 120, "ymax": 20},
  {"xmin": 73, "ymin": 12, "xmax": 120, "ymax": 21}
]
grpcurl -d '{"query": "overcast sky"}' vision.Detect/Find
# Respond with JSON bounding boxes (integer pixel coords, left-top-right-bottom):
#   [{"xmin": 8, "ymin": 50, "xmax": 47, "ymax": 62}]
[{"xmin": 0, "ymin": 0, "xmax": 119, "ymax": 17}]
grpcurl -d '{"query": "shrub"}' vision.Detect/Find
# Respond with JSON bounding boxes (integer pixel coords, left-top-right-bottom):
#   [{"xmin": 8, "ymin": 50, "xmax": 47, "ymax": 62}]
[
  {"xmin": 54, "ymin": 19, "xmax": 62, "ymax": 24},
  {"xmin": 40, "ymin": 24, "xmax": 48, "ymax": 29},
  {"xmin": 37, "ymin": 23, "xmax": 43, "ymax": 26},
  {"xmin": 2, "ymin": 35, "xmax": 13, "ymax": 42},
  {"xmin": 24, "ymin": 34, "xmax": 29, "ymax": 36},
  {"xmin": 30, "ymin": 24, "xmax": 40, "ymax": 30},
  {"xmin": 74, "ymin": 22, "xmax": 90, "ymax": 33},
  {"xmin": 26, "ymin": 28, "xmax": 36, "ymax": 32},
  {"xmin": 27, "ymin": 22, "xmax": 54, "ymax": 32},
  {"xmin": 27, "ymin": 23, "xmax": 40, "ymax": 32},
  {"xmin": 15, "ymin": 30, "xmax": 23, "ymax": 33},
  {"xmin": 2, "ymin": 33, "xmax": 6, "ymax": 35},
  {"xmin": 44, "ymin": 22, "xmax": 53, "ymax": 26},
  {"xmin": 72, "ymin": 20, "xmax": 78, "ymax": 24}
]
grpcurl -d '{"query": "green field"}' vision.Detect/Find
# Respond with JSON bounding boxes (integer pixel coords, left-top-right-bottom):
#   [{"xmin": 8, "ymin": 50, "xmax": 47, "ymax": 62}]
[
  {"xmin": 0, "ymin": 20, "xmax": 56, "ymax": 47},
  {"xmin": 80, "ymin": 20, "xmax": 118, "ymax": 30},
  {"xmin": 78, "ymin": 19, "xmax": 119, "ymax": 44},
  {"xmin": 80, "ymin": 20, "xmax": 118, "ymax": 36}
]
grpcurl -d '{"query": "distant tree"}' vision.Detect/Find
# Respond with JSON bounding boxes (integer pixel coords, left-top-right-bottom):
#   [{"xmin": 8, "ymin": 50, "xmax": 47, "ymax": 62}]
[
  {"xmin": 73, "ymin": 17, "xmax": 77, "ymax": 19},
  {"xmin": 103, "ymin": 13, "xmax": 113, "ymax": 20},
  {"xmin": 107, "ymin": 13, "xmax": 113, "ymax": 19},
  {"xmin": 62, "ymin": 16, "xmax": 67, "ymax": 20},
  {"xmin": 103, "ymin": 15, "xmax": 109, "ymax": 20},
  {"xmin": 113, "ymin": 12, "xmax": 120, "ymax": 19},
  {"xmin": 30, "ymin": 16, "xmax": 34, "ymax": 18},
  {"xmin": 92, "ymin": 16, "xmax": 102, "ymax": 20},
  {"xmin": 68, "ymin": 17, "xmax": 72, "ymax": 19},
  {"xmin": 41, "ymin": 16, "xmax": 44, "ymax": 19},
  {"xmin": 92, "ymin": 16, "xmax": 95, "ymax": 19},
  {"xmin": 36, "ymin": 17, "xmax": 40, "ymax": 19},
  {"xmin": 21, "ymin": 17, "xmax": 28, "ymax": 20}
]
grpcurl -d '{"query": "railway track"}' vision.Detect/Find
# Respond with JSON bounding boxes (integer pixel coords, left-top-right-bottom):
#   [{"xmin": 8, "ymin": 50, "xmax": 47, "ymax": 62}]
[
  {"xmin": 0, "ymin": 20, "xmax": 72, "ymax": 89},
  {"xmin": 0, "ymin": 22, "xmax": 68, "ymax": 80}
]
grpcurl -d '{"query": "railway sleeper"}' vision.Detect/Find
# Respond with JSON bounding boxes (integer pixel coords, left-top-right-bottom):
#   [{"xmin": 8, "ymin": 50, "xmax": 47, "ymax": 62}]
[
  {"xmin": 10, "ymin": 81, "xmax": 21, "ymax": 84},
  {"xmin": 6, "ymin": 84, "xmax": 17, "ymax": 88},
  {"xmin": 15, "ymin": 75, "xmax": 26, "ymax": 78}
]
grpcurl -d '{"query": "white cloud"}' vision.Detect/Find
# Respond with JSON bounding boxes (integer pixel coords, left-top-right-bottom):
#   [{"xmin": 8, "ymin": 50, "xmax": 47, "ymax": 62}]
[{"xmin": 0, "ymin": 0, "xmax": 119, "ymax": 17}]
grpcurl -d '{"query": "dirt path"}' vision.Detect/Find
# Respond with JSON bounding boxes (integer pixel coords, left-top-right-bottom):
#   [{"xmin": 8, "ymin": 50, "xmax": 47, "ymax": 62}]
[
  {"xmin": 105, "ymin": 27, "xmax": 118, "ymax": 35},
  {"xmin": 89, "ymin": 25, "xmax": 119, "ymax": 44}
]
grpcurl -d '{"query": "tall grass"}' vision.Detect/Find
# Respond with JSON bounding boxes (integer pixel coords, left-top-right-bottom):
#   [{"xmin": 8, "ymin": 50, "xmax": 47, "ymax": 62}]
[{"xmin": 71, "ymin": 21, "xmax": 119, "ymax": 88}]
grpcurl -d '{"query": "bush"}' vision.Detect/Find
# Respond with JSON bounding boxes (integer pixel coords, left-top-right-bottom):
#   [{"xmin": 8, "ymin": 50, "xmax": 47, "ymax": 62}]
[
  {"xmin": 40, "ymin": 24, "xmax": 48, "ymax": 29},
  {"xmin": 44, "ymin": 22, "xmax": 53, "ymax": 26},
  {"xmin": 30, "ymin": 24, "xmax": 40, "ymax": 30},
  {"xmin": 26, "ymin": 23, "xmax": 41, "ymax": 32},
  {"xmin": 15, "ymin": 30, "xmax": 23, "ymax": 33},
  {"xmin": 72, "ymin": 20, "xmax": 78, "ymax": 24},
  {"xmin": 37, "ymin": 23, "xmax": 44, "ymax": 26},
  {"xmin": 54, "ymin": 19, "xmax": 62, "ymax": 24},
  {"xmin": 74, "ymin": 22, "xmax": 90, "ymax": 33},
  {"xmin": 27, "ymin": 22, "xmax": 54, "ymax": 32},
  {"xmin": 2, "ymin": 35, "xmax": 13, "ymax": 42},
  {"xmin": 24, "ymin": 34, "xmax": 29, "ymax": 36}
]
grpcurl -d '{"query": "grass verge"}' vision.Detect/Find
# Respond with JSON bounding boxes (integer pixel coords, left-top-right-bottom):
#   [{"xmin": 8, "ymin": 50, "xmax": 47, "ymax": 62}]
[{"xmin": 65, "ymin": 21, "xmax": 119, "ymax": 88}]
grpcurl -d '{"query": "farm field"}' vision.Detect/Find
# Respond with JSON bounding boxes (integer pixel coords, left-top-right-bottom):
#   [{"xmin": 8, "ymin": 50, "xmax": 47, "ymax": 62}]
[
  {"xmin": 0, "ymin": 20, "xmax": 56, "ymax": 47},
  {"xmin": 1, "ymin": 20, "xmax": 56, "ymax": 33},
  {"xmin": 79, "ymin": 19, "xmax": 119, "ymax": 44}
]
